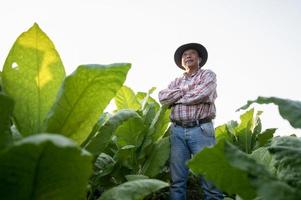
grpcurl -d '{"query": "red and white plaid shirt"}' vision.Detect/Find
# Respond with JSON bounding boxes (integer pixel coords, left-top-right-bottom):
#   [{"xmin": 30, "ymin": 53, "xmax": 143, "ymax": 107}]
[{"xmin": 158, "ymin": 68, "xmax": 217, "ymax": 122}]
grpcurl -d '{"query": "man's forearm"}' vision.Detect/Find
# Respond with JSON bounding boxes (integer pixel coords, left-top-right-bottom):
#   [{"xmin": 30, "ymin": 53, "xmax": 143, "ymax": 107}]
[
  {"xmin": 158, "ymin": 88, "xmax": 184, "ymax": 106},
  {"xmin": 176, "ymin": 82, "xmax": 217, "ymax": 105}
]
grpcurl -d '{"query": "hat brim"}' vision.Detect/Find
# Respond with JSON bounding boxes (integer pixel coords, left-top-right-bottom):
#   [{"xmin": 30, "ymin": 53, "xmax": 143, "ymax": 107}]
[{"xmin": 174, "ymin": 43, "xmax": 208, "ymax": 70}]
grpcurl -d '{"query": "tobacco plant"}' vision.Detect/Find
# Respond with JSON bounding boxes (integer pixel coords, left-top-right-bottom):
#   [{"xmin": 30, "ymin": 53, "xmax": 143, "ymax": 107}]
[
  {"xmin": 188, "ymin": 97, "xmax": 301, "ymax": 200},
  {"xmin": 83, "ymin": 86, "xmax": 171, "ymax": 199},
  {"xmin": 0, "ymin": 23, "xmax": 168, "ymax": 200}
]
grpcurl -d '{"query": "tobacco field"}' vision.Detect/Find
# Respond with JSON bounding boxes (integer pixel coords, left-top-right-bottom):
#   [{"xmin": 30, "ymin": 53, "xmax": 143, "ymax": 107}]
[{"xmin": 0, "ymin": 24, "xmax": 300, "ymax": 200}]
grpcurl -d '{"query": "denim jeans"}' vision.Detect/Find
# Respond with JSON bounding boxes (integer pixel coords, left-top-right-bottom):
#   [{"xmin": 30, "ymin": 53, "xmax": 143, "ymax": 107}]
[{"xmin": 169, "ymin": 122, "xmax": 223, "ymax": 200}]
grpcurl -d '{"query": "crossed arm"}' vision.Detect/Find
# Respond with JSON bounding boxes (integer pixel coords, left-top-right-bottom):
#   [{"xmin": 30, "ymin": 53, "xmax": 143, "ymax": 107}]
[{"xmin": 158, "ymin": 70, "xmax": 217, "ymax": 106}]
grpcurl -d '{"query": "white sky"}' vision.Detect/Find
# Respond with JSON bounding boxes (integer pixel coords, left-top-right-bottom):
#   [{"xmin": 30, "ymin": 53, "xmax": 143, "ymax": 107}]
[{"xmin": 1, "ymin": 0, "xmax": 301, "ymax": 136}]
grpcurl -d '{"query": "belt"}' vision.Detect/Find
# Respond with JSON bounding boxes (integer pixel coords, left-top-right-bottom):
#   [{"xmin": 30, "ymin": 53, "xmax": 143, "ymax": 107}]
[{"xmin": 172, "ymin": 117, "xmax": 212, "ymax": 128}]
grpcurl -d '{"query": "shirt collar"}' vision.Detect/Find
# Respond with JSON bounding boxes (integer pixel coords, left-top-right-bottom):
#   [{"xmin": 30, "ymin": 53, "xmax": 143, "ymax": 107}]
[{"xmin": 183, "ymin": 67, "xmax": 202, "ymax": 79}]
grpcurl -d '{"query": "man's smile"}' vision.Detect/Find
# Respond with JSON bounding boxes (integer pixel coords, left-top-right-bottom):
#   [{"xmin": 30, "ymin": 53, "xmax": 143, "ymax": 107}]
[{"xmin": 185, "ymin": 59, "xmax": 194, "ymax": 64}]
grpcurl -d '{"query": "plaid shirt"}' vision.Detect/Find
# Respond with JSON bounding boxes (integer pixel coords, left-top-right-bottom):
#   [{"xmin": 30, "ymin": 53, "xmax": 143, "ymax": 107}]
[{"xmin": 158, "ymin": 68, "xmax": 217, "ymax": 122}]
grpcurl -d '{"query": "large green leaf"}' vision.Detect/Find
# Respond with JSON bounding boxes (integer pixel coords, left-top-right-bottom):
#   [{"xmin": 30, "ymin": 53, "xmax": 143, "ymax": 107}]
[
  {"xmin": 238, "ymin": 96, "xmax": 301, "ymax": 128},
  {"xmin": 0, "ymin": 134, "xmax": 92, "ymax": 200},
  {"xmin": 189, "ymin": 133, "xmax": 301, "ymax": 199},
  {"xmin": 80, "ymin": 112, "xmax": 111, "ymax": 148},
  {"xmin": 44, "ymin": 64, "xmax": 130, "ymax": 144},
  {"xmin": 99, "ymin": 179, "xmax": 169, "ymax": 200},
  {"xmin": 2, "ymin": 23, "xmax": 65, "ymax": 136},
  {"xmin": 225, "ymin": 138, "xmax": 301, "ymax": 200},
  {"xmin": 225, "ymin": 141, "xmax": 273, "ymax": 179},
  {"xmin": 141, "ymin": 137, "xmax": 170, "ymax": 177},
  {"xmin": 85, "ymin": 109, "xmax": 139, "ymax": 156},
  {"xmin": 0, "ymin": 93, "xmax": 14, "ymax": 149},
  {"xmin": 188, "ymin": 140, "xmax": 256, "ymax": 200},
  {"xmin": 114, "ymin": 111, "xmax": 145, "ymax": 148},
  {"xmin": 115, "ymin": 85, "xmax": 141, "ymax": 110},
  {"xmin": 250, "ymin": 147, "xmax": 275, "ymax": 174},
  {"xmin": 255, "ymin": 180, "xmax": 299, "ymax": 200},
  {"xmin": 268, "ymin": 136, "xmax": 301, "ymax": 188}
]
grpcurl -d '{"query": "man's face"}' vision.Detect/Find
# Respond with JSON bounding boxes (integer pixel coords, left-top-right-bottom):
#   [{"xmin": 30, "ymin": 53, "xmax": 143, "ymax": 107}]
[{"xmin": 181, "ymin": 49, "xmax": 201, "ymax": 70}]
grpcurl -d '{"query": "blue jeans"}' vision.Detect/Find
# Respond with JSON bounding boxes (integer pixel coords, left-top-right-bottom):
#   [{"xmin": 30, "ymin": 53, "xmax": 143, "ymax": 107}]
[{"xmin": 169, "ymin": 122, "xmax": 223, "ymax": 200}]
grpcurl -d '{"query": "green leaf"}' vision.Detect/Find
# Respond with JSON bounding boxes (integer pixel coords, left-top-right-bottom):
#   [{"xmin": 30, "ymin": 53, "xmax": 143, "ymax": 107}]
[
  {"xmin": 237, "ymin": 109, "xmax": 254, "ymax": 132},
  {"xmin": 137, "ymin": 87, "xmax": 160, "ymax": 128},
  {"xmin": 89, "ymin": 153, "xmax": 117, "ymax": 191},
  {"xmin": 256, "ymin": 128, "xmax": 276, "ymax": 148},
  {"xmin": 236, "ymin": 109, "xmax": 254, "ymax": 153},
  {"xmin": 0, "ymin": 134, "xmax": 92, "ymax": 200},
  {"xmin": 80, "ymin": 112, "xmax": 111, "ymax": 148},
  {"xmin": 2, "ymin": 23, "xmax": 66, "ymax": 136},
  {"xmin": 142, "ymin": 137, "xmax": 170, "ymax": 178},
  {"xmin": 225, "ymin": 141, "xmax": 273, "ymax": 179},
  {"xmin": 151, "ymin": 106, "xmax": 171, "ymax": 141},
  {"xmin": 238, "ymin": 96, "xmax": 301, "ymax": 128},
  {"xmin": 44, "ymin": 63, "xmax": 130, "ymax": 144},
  {"xmin": 226, "ymin": 120, "xmax": 238, "ymax": 136},
  {"xmin": 136, "ymin": 87, "xmax": 159, "ymax": 111},
  {"xmin": 114, "ymin": 145, "xmax": 137, "ymax": 170},
  {"xmin": 141, "ymin": 103, "xmax": 157, "ymax": 127},
  {"xmin": 250, "ymin": 147, "xmax": 275, "ymax": 174},
  {"xmin": 253, "ymin": 111, "xmax": 263, "ymax": 136},
  {"xmin": 218, "ymin": 109, "xmax": 276, "ymax": 154},
  {"xmin": 0, "ymin": 71, "xmax": 2, "ymax": 91},
  {"xmin": 0, "ymin": 93, "xmax": 14, "ymax": 149},
  {"xmin": 188, "ymin": 140, "xmax": 256, "ymax": 200},
  {"xmin": 268, "ymin": 136, "xmax": 301, "ymax": 188},
  {"xmin": 147, "ymin": 87, "xmax": 156, "ymax": 95},
  {"xmin": 99, "ymin": 179, "xmax": 169, "ymax": 200},
  {"xmin": 251, "ymin": 111, "xmax": 263, "ymax": 150},
  {"xmin": 125, "ymin": 174, "xmax": 149, "ymax": 181},
  {"xmin": 255, "ymin": 180, "xmax": 300, "ymax": 200},
  {"xmin": 115, "ymin": 86, "xmax": 141, "ymax": 110},
  {"xmin": 139, "ymin": 106, "xmax": 170, "ymax": 160},
  {"xmin": 114, "ymin": 111, "xmax": 145, "ymax": 148},
  {"xmin": 94, "ymin": 153, "xmax": 116, "ymax": 178},
  {"xmin": 85, "ymin": 109, "xmax": 139, "ymax": 156},
  {"xmin": 226, "ymin": 137, "xmax": 301, "ymax": 199},
  {"xmin": 215, "ymin": 124, "xmax": 232, "ymax": 142},
  {"xmin": 189, "ymin": 135, "xmax": 301, "ymax": 199}
]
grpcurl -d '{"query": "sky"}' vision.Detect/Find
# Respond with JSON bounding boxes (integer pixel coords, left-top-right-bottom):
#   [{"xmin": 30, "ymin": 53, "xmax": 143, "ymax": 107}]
[{"xmin": 1, "ymin": 0, "xmax": 301, "ymax": 136}]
